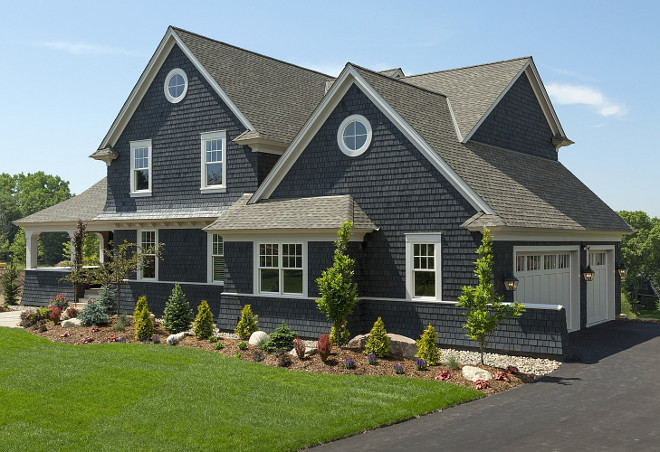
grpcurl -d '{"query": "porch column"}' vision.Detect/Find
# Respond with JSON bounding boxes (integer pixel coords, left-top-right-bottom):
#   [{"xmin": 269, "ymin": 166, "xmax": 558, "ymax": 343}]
[
  {"xmin": 93, "ymin": 232, "xmax": 106, "ymax": 263},
  {"xmin": 25, "ymin": 229, "xmax": 40, "ymax": 269},
  {"xmin": 67, "ymin": 229, "xmax": 76, "ymax": 266}
]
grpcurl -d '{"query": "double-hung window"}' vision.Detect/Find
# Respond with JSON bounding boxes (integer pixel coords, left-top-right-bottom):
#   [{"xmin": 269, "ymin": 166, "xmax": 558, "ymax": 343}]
[
  {"xmin": 258, "ymin": 242, "xmax": 304, "ymax": 295},
  {"xmin": 209, "ymin": 234, "xmax": 224, "ymax": 283},
  {"xmin": 130, "ymin": 139, "xmax": 152, "ymax": 196},
  {"xmin": 139, "ymin": 230, "xmax": 157, "ymax": 280},
  {"xmin": 201, "ymin": 131, "xmax": 226, "ymax": 191},
  {"xmin": 405, "ymin": 234, "xmax": 442, "ymax": 300}
]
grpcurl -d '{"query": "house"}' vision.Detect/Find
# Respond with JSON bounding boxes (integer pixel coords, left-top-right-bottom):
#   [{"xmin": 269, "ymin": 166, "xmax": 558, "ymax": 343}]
[{"xmin": 15, "ymin": 27, "xmax": 632, "ymax": 356}]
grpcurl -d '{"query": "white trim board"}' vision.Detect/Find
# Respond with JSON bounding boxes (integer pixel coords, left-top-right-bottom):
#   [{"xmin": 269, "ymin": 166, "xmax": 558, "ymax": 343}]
[
  {"xmin": 251, "ymin": 65, "xmax": 494, "ymax": 215},
  {"xmin": 98, "ymin": 27, "xmax": 254, "ymax": 151}
]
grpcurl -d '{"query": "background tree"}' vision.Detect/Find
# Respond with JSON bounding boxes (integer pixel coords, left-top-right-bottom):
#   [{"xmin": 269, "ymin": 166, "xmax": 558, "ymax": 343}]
[
  {"xmin": 457, "ymin": 229, "xmax": 525, "ymax": 364},
  {"xmin": 88, "ymin": 240, "xmax": 163, "ymax": 314},
  {"xmin": 618, "ymin": 211, "xmax": 660, "ymax": 311},
  {"xmin": 316, "ymin": 221, "xmax": 358, "ymax": 346}
]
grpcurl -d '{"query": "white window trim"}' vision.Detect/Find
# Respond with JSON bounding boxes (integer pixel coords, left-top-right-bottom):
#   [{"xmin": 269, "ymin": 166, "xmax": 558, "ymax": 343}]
[
  {"xmin": 207, "ymin": 233, "xmax": 225, "ymax": 285},
  {"xmin": 337, "ymin": 114, "xmax": 372, "ymax": 157},
  {"xmin": 164, "ymin": 68, "xmax": 188, "ymax": 103},
  {"xmin": 200, "ymin": 130, "xmax": 227, "ymax": 193},
  {"xmin": 253, "ymin": 241, "xmax": 308, "ymax": 297},
  {"xmin": 405, "ymin": 233, "xmax": 442, "ymax": 301},
  {"xmin": 137, "ymin": 229, "xmax": 158, "ymax": 281},
  {"xmin": 130, "ymin": 139, "xmax": 152, "ymax": 197}
]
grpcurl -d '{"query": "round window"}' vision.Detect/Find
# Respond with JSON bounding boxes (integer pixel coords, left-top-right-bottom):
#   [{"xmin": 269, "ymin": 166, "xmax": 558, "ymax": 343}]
[
  {"xmin": 164, "ymin": 68, "xmax": 188, "ymax": 103},
  {"xmin": 337, "ymin": 114, "xmax": 372, "ymax": 157}
]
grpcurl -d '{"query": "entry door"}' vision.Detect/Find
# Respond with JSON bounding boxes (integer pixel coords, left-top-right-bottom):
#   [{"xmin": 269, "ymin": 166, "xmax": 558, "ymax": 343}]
[{"xmin": 586, "ymin": 251, "xmax": 609, "ymax": 326}]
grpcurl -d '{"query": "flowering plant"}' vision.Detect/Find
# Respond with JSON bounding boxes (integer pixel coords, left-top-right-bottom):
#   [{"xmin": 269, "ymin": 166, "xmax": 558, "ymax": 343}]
[
  {"xmin": 48, "ymin": 294, "xmax": 69, "ymax": 311},
  {"xmin": 343, "ymin": 358, "xmax": 355, "ymax": 369},
  {"xmin": 367, "ymin": 354, "xmax": 378, "ymax": 365},
  {"xmin": 394, "ymin": 363, "xmax": 405, "ymax": 375},
  {"xmin": 415, "ymin": 358, "xmax": 428, "ymax": 371}
]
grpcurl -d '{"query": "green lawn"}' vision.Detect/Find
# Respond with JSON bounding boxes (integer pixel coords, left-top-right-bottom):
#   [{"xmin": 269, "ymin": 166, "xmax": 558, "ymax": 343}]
[{"xmin": 0, "ymin": 328, "xmax": 481, "ymax": 451}]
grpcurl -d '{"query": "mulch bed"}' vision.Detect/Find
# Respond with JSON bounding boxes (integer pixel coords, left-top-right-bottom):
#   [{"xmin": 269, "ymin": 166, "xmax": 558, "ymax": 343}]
[{"xmin": 26, "ymin": 317, "xmax": 534, "ymax": 396}]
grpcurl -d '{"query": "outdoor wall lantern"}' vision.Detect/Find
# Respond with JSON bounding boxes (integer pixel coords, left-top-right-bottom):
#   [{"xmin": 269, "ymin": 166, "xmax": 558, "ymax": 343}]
[
  {"xmin": 582, "ymin": 266, "xmax": 595, "ymax": 281},
  {"xmin": 504, "ymin": 275, "xmax": 519, "ymax": 291},
  {"xmin": 617, "ymin": 262, "xmax": 628, "ymax": 277}
]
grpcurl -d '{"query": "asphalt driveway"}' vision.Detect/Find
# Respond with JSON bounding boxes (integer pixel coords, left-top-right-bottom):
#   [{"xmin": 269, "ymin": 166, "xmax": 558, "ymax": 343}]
[{"xmin": 315, "ymin": 321, "xmax": 660, "ymax": 451}]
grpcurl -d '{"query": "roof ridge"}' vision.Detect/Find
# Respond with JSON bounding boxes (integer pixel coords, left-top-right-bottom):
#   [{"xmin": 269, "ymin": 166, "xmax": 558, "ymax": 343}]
[
  {"xmin": 171, "ymin": 26, "xmax": 334, "ymax": 79},
  {"xmin": 404, "ymin": 56, "xmax": 531, "ymax": 79},
  {"xmin": 349, "ymin": 63, "xmax": 449, "ymax": 99}
]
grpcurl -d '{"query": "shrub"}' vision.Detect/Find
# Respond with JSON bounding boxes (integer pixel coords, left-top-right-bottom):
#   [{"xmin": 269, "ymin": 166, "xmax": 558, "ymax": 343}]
[
  {"xmin": 275, "ymin": 349, "xmax": 291, "ymax": 367},
  {"xmin": 65, "ymin": 306, "xmax": 78, "ymax": 319},
  {"xmin": 1, "ymin": 261, "xmax": 20, "ymax": 305},
  {"xmin": 78, "ymin": 300, "xmax": 109, "ymax": 326},
  {"xmin": 48, "ymin": 306, "xmax": 62, "ymax": 324},
  {"xmin": 415, "ymin": 358, "xmax": 428, "ymax": 371},
  {"xmin": 162, "ymin": 284, "xmax": 193, "ymax": 333},
  {"xmin": 475, "ymin": 379, "xmax": 490, "ymax": 390},
  {"xmin": 135, "ymin": 305, "xmax": 154, "ymax": 341},
  {"xmin": 495, "ymin": 371, "xmax": 510, "ymax": 382},
  {"xmin": 209, "ymin": 336, "xmax": 218, "ymax": 343},
  {"xmin": 293, "ymin": 336, "xmax": 306, "ymax": 359},
  {"xmin": 315, "ymin": 221, "xmax": 358, "ymax": 345},
  {"xmin": 317, "ymin": 333, "xmax": 332, "ymax": 362},
  {"xmin": 252, "ymin": 350, "xmax": 265, "ymax": 362},
  {"xmin": 19, "ymin": 309, "xmax": 49, "ymax": 328},
  {"xmin": 233, "ymin": 352, "xmax": 242, "ymax": 359},
  {"xmin": 506, "ymin": 365, "xmax": 519, "ymax": 375},
  {"xmin": 98, "ymin": 285, "xmax": 117, "ymax": 317},
  {"xmin": 364, "ymin": 317, "xmax": 390, "ymax": 358},
  {"xmin": 151, "ymin": 335, "xmax": 160, "ymax": 344},
  {"xmin": 237, "ymin": 341, "xmax": 248, "ymax": 350},
  {"xmin": 48, "ymin": 294, "xmax": 69, "ymax": 311},
  {"xmin": 193, "ymin": 300, "xmax": 215, "ymax": 339},
  {"xmin": 214, "ymin": 342, "xmax": 224, "ymax": 350},
  {"xmin": 133, "ymin": 296, "xmax": 148, "ymax": 325},
  {"xmin": 367, "ymin": 354, "xmax": 377, "ymax": 365},
  {"xmin": 415, "ymin": 324, "xmax": 441, "ymax": 365},
  {"xmin": 255, "ymin": 335, "xmax": 270, "ymax": 350},
  {"xmin": 436, "ymin": 370, "xmax": 452, "ymax": 381},
  {"xmin": 343, "ymin": 358, "xmax": 355, "ymax": 369},
  {"xmin": 394, "ymin": 364, "xmax": 404, "ymax": 375},
  {"xmin": 445, "ymin": 355, "xmax": 460, "ymax": 371},
  {"xmin": 234, "ymin": 304, "xmax": 258, "ymax": 339},
  {"xmin": 114, "ymin": 313, "xmax": 129, "ymax": 331},
  {"xmin": 263, "ymin": 323, "xmax": 297, "ymax": 352}
]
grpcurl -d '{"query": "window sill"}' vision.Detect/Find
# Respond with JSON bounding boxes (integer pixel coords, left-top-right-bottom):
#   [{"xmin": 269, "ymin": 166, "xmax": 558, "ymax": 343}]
[
  {"xmin": 130, "ymin": 191, "xmax": 152, "ymax": 198},
  {"xmin": 200, "ymin": 186, "xmax": 227, "ymax": 194}
]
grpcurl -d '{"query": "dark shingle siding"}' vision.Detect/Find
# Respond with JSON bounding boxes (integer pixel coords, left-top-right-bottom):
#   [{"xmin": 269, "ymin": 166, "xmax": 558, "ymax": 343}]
[
  {"xmin": 224, "ymin": 242, "xmax": 253, "ymax": 294},
  {"xmin": 270, "ymin": 84, "xmax": 480, "ymax": 299},
  {"xmin": 116, "ymin": 281, "xmax": 223, "ymax": 318},
  {"xmin": 21, "ymin": 270, "xmax": 75, "ymax": 306},
  {"xmin": 471, "ymin": 73, "xmax": 556, "ymax": 160},
  {"xmin": 104, "ymin": 44, "xmax": 260, "ymax": 216},
  {"xmin": 159, "ymin": 229, "xmax": 207, "ymax": 283}
]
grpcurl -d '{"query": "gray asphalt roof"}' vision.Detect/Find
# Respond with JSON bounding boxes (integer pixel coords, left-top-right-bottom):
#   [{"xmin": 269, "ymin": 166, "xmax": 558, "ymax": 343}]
[
  {"xmin": 14, "ymin": 178, "xmax": 107, "ymax": 226},
  {"xmin": 354, "ymin": 66, "xmax": 631, "ymax": 232},
  {"xmin": 403, "ymin": 57, "xmax": 529, "ymax": 139},
  {"xmin": 174, "ymin": 28, "xmax": 332, "ymax": 145},
  {"xmin": 205, "ymin": 194, "xmax": 376, "ymax": 233}
]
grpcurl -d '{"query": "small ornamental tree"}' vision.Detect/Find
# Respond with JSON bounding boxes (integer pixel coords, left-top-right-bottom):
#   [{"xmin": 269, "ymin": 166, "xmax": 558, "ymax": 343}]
[
  {"xmin": 61, "ymin": 220, "xmax": 88, "ymax": 303},
  {"xmin": 162, "ymin": 284, "xmax": 194, "ymax": 333},
  {"xmin": 88, "ymin": 240, "xmax": 163, "ymax": 315},
  {"xmin": 364, "ymin": 317, "xmax": 390, "ymax": 358},
  {"xmin": 415, "ymin": 324, "xmax": 441, "ymax": 365},
  {"xmin": 234, "ymin": 304, "xmax": 258, "ymax": 339},
  {"xmin": 316, "ymin": 221, "xmax": 358, "ymax": 346},
  {"xmin": 135, "ymin": 303, "xmax": 154, "ymax": 341},
  {"xmin": 193, "ymin": 300, "xmax": 215, "ymax": 339},
  {"xmin": 133, "ymin": 296, "xmax": 148, "ymax": 325},
  {"xmin": 1, "ymin": 259, "xmax": 20, "ymax": 305},
  {"xmin": 457, "ymin": 229, "xmax": 525, "ymax": 364}
]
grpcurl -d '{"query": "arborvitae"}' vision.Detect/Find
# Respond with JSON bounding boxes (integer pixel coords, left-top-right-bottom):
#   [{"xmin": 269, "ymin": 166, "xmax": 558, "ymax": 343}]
[
  {"xmin": 135, "ymin": 304, "xmax": 154, "ymax": 341},
  {"xmin": 133, "ymin": 295, "xmax": 148, "ymax": 325},
  {"xmin": 364, "ymin": 317, "xmax": 390, "ymax": 358},
  {"xmin": 415, "ymin": 324, "xmax": 441, "ymax": 365},
  {"xmin": 234, "ymin": 304, "xmax": 258, "ymax": 339},
  {"xmin": 193, "ymin": 300, "xmax": 215, "ymax": 339},
  {"xmin": 162, "ymin": 284, "xmax": 194, "ymax": 334}
]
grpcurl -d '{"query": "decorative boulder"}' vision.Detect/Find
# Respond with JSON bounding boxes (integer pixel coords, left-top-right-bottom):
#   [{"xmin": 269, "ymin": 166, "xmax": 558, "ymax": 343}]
[
  {"xmin": 249, "ymin": 331, "xmax": 270, "ymax": 346},
  {"xmin": 167, "ymin": 332, "xmax": 187, "ymax": 345},
  {"xmin": 288, "ymin": 347, "xmax": 317, "ymax": 357},
  {"xmin": 462, "ymin": 365, "xmax": 493, "ymax": 382},
  {"xmin": 347, "ymin": 333, "xmax": 416, "ymax": 359},
  {"xmin": 61, "ymin": 318, "xmax": 82, "ymax": 328},
  {"xmin": 61, "ymin": 311, "xmax": 70, "ymax": 321}
]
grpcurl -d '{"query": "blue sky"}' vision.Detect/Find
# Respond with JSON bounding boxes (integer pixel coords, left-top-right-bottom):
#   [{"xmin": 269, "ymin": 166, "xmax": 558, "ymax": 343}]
[{"xmin": 1, "ymin": 0, "xmax": 658, "ymax": 217}]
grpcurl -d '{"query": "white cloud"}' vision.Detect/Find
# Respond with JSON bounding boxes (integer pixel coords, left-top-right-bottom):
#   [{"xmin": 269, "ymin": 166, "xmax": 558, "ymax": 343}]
[
  {"xmin": 546, "ymin": 82, "xmax": 628, "ymax": 117},
  {"xmin": 34, "ymin": 41, "xmax": 142, "ymax": 57}
]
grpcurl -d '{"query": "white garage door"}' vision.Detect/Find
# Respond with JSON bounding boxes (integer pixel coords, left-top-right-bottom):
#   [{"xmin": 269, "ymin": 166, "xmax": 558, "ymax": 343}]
[
  {"xmin": 514, "ymin": 251, "xmax": 576, "ymax": 331},
  {"xmin": 586, "ymin": 250, "xmax": 612, "ymax": 326}
]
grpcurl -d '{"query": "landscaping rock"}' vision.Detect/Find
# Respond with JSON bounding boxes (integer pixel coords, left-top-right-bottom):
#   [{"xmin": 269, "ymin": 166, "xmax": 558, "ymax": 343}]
[
  {"xmin": 388, "ymin": 334, "xmax": 417, "ymax": 359},
  {"xmin": 167, "ymin": 332, "xmax": 187, "ymax": 345},
  {"xmin": 61, "ymin": 318, "xmax": 82, "ymax": 328},
  {"xmin": 289, "ymin": 347, "xmax": 317, "ymax": 358},
  {"xmin": 347, "ymin": 333, "xmax": 416, "ymax": 358},
  {"xmin": 61, "ymin": 311, "xmax": 70, "ymax": 321},
  {"xmin": 249, "ymin": 331, "xmax": 270, "ymax": 346},
  {"xmin": 462, "ymin": 365, "xmax": 493, "ymax": 382}
]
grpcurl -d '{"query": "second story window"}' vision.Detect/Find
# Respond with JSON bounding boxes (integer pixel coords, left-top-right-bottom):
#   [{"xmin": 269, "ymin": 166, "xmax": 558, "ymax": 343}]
[
  {"xmin": 200, "ymin": 131, "xmax": 226, "ymax": 192},
  {"xmin": 130, "ymin": 139, "xmax": 152, "ymax": 196}
]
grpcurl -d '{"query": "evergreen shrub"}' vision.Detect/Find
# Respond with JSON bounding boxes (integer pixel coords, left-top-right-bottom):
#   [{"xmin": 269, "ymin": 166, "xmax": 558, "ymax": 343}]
[
  {"xmin": 135, "ymin": 304, "xmax": 154, "ymax": 341},
  {"xmin": 415, "ymin": 324, "xmax": 441, "ymax": 365},
  {"xmin": 234, "ymin": 304, "xmax": 258, "ymax": 339},
  {"xmin": 162, "ymin": 284, "xmax": 193, "ymax": 333},
  {"xmin": 364, "ymin": 317, "xmax": 390, "ymax": 358},
  {"xmin": 263, "ymin": 323, "xmax": 297, "ymax": 352},
  {"xmin": 78, "ymin": 300, "xmax": 109, "ymax": 326},
  {"xmin": 193, "ymin": 300, "xmax": 214, "ymax": 339},
  {"xmin": 98, "ymin": 284, "xmax": 117, "ymax": 316}
]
